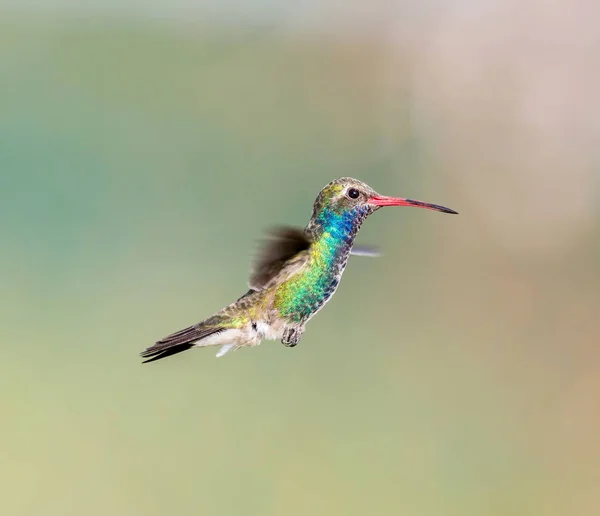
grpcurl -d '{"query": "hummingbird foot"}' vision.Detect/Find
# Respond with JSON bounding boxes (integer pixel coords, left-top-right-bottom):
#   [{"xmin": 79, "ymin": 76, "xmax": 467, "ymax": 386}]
[{"xmin": 281, "ymin": 327, "xmax": 303, "ymax": 347}]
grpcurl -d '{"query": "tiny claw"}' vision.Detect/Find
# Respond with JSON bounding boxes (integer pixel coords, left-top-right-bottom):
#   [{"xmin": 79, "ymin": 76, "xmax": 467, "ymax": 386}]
[{"xmin": 282, "ymin": 327, "xmax": 302, "ymax": 347}]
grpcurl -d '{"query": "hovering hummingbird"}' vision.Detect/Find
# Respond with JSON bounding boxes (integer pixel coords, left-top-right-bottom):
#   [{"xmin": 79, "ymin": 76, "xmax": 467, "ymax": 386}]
[{"xmin": 141, "ymin": 177, "xmax": 457, "ymax": 363}]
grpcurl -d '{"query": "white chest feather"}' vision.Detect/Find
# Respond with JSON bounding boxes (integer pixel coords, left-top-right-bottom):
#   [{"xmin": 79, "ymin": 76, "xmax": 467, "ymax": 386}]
[
  {"xmin": 193, "ymin": 322, "xmax": 283, "ymax": 358},
  {"xmin": 255, "ymin": 321, "xmax": 284, "ymax": 341}
]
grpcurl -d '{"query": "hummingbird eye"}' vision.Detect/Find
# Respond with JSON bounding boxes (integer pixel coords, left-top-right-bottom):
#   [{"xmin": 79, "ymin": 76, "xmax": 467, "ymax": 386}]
[{"xmin": 347, "ymin": 188, "xmax": 360, "ymax": 200}]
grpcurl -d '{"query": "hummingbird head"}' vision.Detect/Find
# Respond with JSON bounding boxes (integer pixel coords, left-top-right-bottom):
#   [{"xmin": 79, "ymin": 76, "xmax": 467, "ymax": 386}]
[
  {"xmin": 306, "ymin": 177, "xmax": 457, "ymax": 240},
  {"xmin": 311, "ymin": 177, "xmax": 458, "ymax": 219}
]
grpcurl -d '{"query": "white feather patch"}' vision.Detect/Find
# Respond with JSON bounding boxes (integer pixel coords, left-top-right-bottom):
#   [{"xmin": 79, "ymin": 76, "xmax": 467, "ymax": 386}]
[
  {"xmin": 216, "ymin": 343, "xmax": 237, "ymax": 358},
  {"xmin": 255, "ymin": 321, "xmax": 283, "ymax": 341}
]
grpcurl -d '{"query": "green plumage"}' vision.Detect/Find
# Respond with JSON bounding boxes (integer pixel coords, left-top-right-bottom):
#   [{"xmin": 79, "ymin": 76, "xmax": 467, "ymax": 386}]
[{"xmin": 140, "ymin": 177, "xmax": 457, "ymax": 362}]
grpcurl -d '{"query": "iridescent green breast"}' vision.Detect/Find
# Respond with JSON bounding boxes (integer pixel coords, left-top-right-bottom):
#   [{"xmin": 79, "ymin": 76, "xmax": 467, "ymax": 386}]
[{"xmin": 274, "ymin": 205, "xmax": 369, "ymax": 323}]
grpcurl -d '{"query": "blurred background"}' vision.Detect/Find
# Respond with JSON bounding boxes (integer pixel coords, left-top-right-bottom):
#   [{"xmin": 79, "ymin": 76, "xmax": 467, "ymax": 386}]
[{"xmin": 1, "ymin": 1, "xmax": 599, "ymax": 515}]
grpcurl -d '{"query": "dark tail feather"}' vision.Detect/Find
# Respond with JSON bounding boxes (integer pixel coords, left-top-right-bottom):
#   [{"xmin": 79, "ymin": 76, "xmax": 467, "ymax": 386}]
[
  {"xmin": 141, "ymin": 342, "xmax": 196, "ymax": 363},
  {"xmin": 141, "ymin": 324, "xmax": 224, "ymax": 364}
]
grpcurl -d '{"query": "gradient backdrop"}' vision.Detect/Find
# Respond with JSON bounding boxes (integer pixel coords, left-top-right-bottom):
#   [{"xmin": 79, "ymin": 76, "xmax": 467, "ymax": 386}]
[{"xmin": 2, "ymin": 2, "xmax": 599, "ymax": 515}]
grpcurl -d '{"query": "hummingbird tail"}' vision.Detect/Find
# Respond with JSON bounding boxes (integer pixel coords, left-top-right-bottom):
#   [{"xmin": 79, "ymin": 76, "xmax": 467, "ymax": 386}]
[{"xmin": 141, "ymin": 323, "xmax": 226, "ymax": 363}]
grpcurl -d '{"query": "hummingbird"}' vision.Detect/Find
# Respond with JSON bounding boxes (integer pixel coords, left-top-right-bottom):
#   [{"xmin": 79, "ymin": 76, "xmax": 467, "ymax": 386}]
[{"xmin": 140, "ymin": 177, "xmax": 457, "ymax": 363}]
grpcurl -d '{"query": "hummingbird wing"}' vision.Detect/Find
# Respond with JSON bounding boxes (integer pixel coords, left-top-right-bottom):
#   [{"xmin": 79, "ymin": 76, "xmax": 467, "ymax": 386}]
[
  {"xmin": 249, "ymin": 226, "xmax": 312, "ymax": 291},
  {"xmin": 351, "ymin": 245, "xmax": 381, "ymax": 257}
]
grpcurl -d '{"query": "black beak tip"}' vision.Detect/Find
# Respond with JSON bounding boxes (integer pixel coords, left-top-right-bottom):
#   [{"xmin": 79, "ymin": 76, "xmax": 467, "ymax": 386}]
[
  {"xmin": 429, "ymin": 203, "xmax": 458, "ymax": 215},
  {"xmin": 405, "ymin": 198, "xmax": 458, "ymax": 215}
]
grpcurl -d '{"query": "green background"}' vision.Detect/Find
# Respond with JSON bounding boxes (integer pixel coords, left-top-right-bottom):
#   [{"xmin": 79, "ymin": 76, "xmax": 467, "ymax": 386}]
[{"xmin": 2, "ymin": 6, "xmax": 599, "ymax": 516}]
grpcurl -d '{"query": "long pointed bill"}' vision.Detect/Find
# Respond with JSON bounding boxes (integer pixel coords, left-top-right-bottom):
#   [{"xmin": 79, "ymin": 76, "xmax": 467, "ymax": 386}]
[{"xmin": 369, "ymin": 195, "xmax": 458, "ymax": 214}]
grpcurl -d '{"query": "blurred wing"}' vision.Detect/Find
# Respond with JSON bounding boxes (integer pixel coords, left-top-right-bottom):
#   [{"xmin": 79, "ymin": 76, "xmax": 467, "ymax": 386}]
[
  {"xmin": 351, "ymin": 245, "xmax": 381, "ymax": 258},
  {"xmin": 249, "ymin": 226, "xmax": 312, "ymax": 291}
]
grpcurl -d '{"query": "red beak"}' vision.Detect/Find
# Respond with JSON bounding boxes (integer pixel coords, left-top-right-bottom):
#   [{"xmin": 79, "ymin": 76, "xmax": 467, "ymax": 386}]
[{"xmin": 369, "ymin": 195, "xmax": 458, "ymax": 214}]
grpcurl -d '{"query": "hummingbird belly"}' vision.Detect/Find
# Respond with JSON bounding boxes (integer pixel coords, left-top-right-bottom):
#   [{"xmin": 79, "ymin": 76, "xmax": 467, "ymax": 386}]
[
  {"xmin": 191, "ymin": 327, "xmax": 260, "ymax": 348},
  {"xmin": 254, "ymin": 320, "xmax": 285, "ymax": 341}
]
